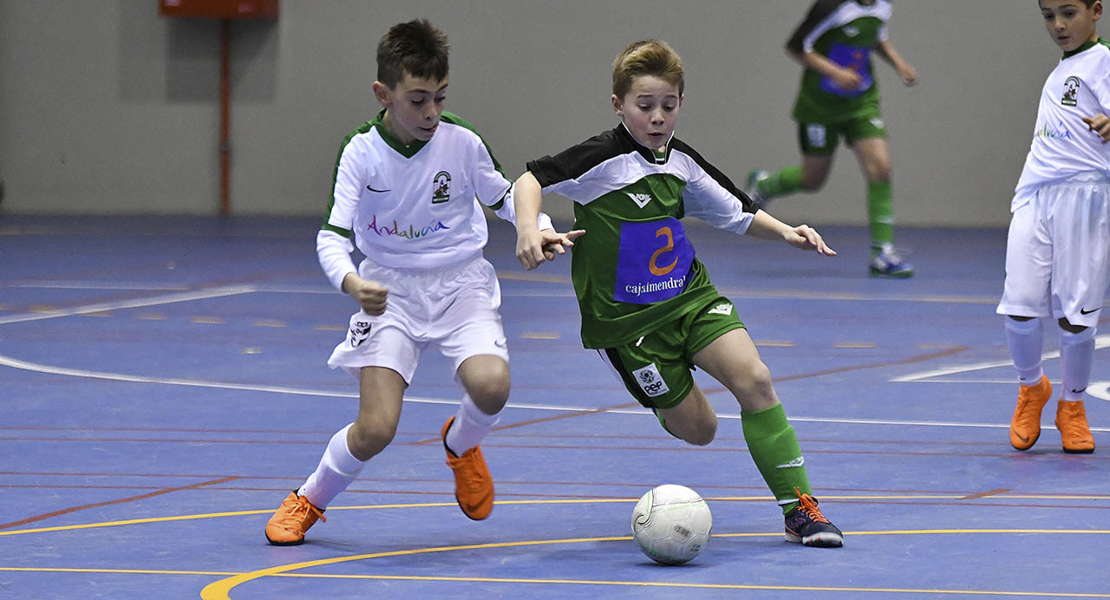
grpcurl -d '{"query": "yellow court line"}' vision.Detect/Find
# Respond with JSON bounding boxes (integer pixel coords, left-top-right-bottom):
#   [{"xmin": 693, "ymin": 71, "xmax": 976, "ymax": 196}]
[
  {"xmin": 3, "ymin": 566, "xmax": 1098, "ymax": 598},
  {"xmin": 3, "ymin": 494, "xmax": 1108, "ymax": 537},
  {"xmin": 195, "ymin": 535, "xmax": 1110, "ymax": 600}
]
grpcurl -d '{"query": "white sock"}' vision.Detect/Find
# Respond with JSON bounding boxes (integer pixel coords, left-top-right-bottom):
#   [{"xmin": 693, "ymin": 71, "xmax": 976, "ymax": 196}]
[
  {"xmin": 445, "ymin": 393, "xmax": 500, "ymax": 456},
  {"xmin": 298, "ymin": 424, "xmax": 366, "ymax": 509},
  {"xmin": 1059, "ymin": 326, "xmax": 1096, "ymax": 402},
  {"xmin": 1005, "ymin": 317, "xmax": 1044, "ymax": 384}
]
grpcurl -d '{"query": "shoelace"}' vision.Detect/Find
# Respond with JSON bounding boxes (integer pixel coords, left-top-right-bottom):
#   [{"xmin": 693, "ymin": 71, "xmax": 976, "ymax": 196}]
[
  {"xmin": 282, "ymin": 497, "xmax": 325, "ymax": 526},
  {"xmin": 1057, "ymin": 404, "xmax": 1089, "ymax": 435},
  {"xmin": 456, "ymin": 451, "xmax": 486, "ymax": 493},
  {"xmin": 793, "ymin": 487, "xmax": 830, "ymax": 524},
  {"xmin": 1015, "ymin": 384, "xmax": 1047, "ymax": 428}
]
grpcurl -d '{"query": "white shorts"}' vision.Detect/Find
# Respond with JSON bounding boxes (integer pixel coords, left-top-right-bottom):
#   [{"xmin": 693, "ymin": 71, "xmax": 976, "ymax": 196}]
[
  {"xmin": 997, "ymin": 177, "xmax": 1110, "ymax": 328},
  {"xmin": 327, "ymin": 256, "xmax": 508, "ymax": 383}
]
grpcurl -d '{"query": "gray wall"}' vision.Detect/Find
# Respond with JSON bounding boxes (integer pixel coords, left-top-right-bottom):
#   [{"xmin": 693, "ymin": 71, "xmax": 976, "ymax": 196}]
[{"xmin": 0, "ymin": 0, "xmax": 1057, "ymax": 226}]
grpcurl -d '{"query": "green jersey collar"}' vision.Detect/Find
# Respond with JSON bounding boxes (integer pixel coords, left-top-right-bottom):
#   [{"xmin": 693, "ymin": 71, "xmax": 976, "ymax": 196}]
[
  {"xmin": 372, "ymin": 109, "xmax": 431, "ymax": 158},
  {"xmin": 1062, "ymin": 37, "xmax": 1104, "ymax": 59}
]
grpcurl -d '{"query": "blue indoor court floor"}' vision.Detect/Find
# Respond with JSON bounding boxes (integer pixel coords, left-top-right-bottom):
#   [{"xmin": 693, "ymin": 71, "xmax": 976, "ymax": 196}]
[{"xmin": 1, "ymin": 215, "xmax": 1108, "ymax": 599}]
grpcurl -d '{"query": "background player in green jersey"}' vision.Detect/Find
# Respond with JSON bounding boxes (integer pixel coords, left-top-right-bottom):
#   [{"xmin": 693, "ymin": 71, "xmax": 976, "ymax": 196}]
[
  {"xmin": 514, "ymin": 39, "xmax": 844, "ymax": 547},
  {"xmin": 746, "ymin": 0, "xmax": 918, "ymax": 278}
]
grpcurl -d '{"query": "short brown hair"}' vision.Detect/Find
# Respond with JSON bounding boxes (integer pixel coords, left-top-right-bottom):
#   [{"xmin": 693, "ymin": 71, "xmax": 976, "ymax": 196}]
[
  {"xmin": 376, "ymin": 19, "xmax": 449, "ymax": 89},
  {"xmin": 612, "ymin": 39, "xmax": 685, "ymax": 100}
]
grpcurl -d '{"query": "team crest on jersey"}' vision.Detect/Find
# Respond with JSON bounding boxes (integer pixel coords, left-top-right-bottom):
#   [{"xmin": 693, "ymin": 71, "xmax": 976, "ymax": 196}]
[
  {"xmin": 432, "ymin": 171, "xmax": 451, "ymax": 204},
  {"xmin": 1062, "ymin": 77, "xmax": 1080, "ymax": 107}
]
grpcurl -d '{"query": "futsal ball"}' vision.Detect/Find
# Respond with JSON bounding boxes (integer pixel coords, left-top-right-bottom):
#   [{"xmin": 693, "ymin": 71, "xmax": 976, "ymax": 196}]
[{"xmin": 631, "ymin": 484, "xmax": 712, "ymax": 565}]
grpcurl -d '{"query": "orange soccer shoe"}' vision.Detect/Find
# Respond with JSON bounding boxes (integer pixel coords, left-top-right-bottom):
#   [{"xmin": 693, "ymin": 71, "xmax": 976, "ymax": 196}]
[
  {"xmin": 265, "ymin": 491, "xmax": 325, "ymax": 546},
  {"xmin": 442, "ymin": 417, "xmax": 494, "ymax": 520},
  {"xmin": 1010, "ymin": 375, "xmax": 1052, "ymax": 451},
  {"xmin": 1055, "ymin": 400, "xmax": 1095, "ymax": 454}
]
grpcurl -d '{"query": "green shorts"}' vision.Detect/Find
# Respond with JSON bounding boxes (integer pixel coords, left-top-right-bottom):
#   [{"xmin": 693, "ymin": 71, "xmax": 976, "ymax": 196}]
[
  {"xmin": 601, "ymin": 296, "xmax": 745, "ymax": 410},
  {"xmin": 797, "ymin": 109, "xmax": 887, "ymax": 156}
]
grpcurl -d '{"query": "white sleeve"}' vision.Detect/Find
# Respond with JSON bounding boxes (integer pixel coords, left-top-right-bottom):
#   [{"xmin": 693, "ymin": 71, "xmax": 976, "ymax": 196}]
[
  {"xmin": 472, "ymin": 141, "xmax": 555, "ymax": 231},
  {"xmin": 682, "ymin": 168, "xmax": 754, "ymax": 235},
  {"xmin": 316, "ymin": 229, "xmax": 357, "ymax": 292}
]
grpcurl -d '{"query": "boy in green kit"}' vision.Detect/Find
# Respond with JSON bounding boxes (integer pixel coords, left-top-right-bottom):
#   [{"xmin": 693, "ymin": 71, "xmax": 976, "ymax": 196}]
[{"xmin": 747, "ymin": 0, "xmax": 918, "ymax": 278}]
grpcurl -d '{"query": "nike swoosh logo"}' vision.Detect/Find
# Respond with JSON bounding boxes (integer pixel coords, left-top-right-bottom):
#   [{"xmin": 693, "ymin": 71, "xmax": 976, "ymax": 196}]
[
  {"xmin": 1080, "ymin": 307, "xmax": 1100, "ymax": 315},
  {"xmin": 367, "ymin": 185, "xmax": 391, "ymax": 193},
  {"xmin": 1015, "ymin": 433, "xmax": 1029, "ymax": 443}
]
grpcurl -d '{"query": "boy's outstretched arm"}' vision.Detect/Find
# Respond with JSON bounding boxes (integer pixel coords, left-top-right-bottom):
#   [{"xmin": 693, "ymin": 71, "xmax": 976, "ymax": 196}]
[
  {"xmin": 1083, "ymin": 114, "xmax": 1110, "ymax": 144},
  {"xmin": 877, "ymin": 39, "xmax": 917, "ymax": 86},
  {"xmin": 513, "ymin": 172, "xmax": 585, "ymax": 270},
  {"xmin": 746, "ymin": 209, "xmax": 837, "ymax": 257},
  {"xmin": 787, "ymin": 48, "xmax": 864, "ymax": 94}
]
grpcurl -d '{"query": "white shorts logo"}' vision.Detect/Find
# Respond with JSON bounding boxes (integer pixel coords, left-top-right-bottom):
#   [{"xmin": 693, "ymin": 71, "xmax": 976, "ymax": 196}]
[
  {"xmin": 806, "ymin": 124, "xmax": 827, "ymax": 148},
  {"xmin": 632, "ymin": 363, "xmax": 670, "ymax": 398},
  {"xmin": 707, "ymin": 303, "xmax": 734, "ymax": 316},
  {"xmin": 349, "ymin": 320, "xmax": 372, "ymax": 348}
]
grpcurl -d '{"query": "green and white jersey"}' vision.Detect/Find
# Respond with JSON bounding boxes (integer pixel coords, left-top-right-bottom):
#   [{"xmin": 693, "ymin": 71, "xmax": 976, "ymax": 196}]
[
  {"xmin": 318, "ymin": 110, "xmax": 545, "ymax": 290},
  {"xmin": 787, "ymin": 0, "xmax": 892, "ymax": 124},
  {"xmin": 1014, "ymin": 38, "xmax": 1110, "ymax": 206},
  {"xmin": 526, "ymin": 123, "xmax": 758, "ymax": 349}
]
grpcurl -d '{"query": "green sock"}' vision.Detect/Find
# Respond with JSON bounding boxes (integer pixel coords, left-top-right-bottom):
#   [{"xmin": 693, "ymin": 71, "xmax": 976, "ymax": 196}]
[
  {"xmin": 867, "ymin": 181, "xmax": 894, "ymax": 252},
  {"xmin": 741, "ymin": 403, "xmax": 811, "ymax": 514},
  {"xmin": 758, "ymin": 166, "xmax": 804, "ymax": 199}
]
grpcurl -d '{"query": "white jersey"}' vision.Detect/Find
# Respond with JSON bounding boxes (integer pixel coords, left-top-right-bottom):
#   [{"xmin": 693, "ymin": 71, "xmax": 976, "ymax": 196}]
[
  {"xmin": 1014, "ymin": 39, "xmax": 1110, "ymax": 207},
  {"xmin": 317, "ymin": 110, "xmax": 551, "ymax": 290}
]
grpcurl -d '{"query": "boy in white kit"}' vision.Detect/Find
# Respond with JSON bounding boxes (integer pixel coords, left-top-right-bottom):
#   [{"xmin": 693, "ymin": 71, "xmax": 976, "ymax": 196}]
[
  {"xmin": 1001, "ymin": 0, "xmax": 1110, "ymax": 454},
  {"xmin": 264, "ymin": 19, "xmax": 575, "ymax": 545}
]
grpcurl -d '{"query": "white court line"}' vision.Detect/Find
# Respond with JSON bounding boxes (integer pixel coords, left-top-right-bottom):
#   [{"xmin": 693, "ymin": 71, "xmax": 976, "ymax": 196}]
[
  {"xmin": 12, "ymin": 283, "xmax": 191, "ymax": 291},
  {"xmin": 892, "ymin": 334, "xmax": 1110, "ymax": 402},
  {"xmin": 0, "ymin": 285, "xmax": 257, "ymax": 325},
  {"xmin": 7, "ymin": 353, "xmax": 1108, "ymax": 431},
  {"xmin": 894, "ymin": 335, "xmax": 1110, "ymax": 382}
]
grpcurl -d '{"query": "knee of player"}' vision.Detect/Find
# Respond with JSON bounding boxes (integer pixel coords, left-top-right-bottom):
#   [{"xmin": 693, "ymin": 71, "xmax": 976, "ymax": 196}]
[
  {"xmin": 684, "ymin": 415, "xmax": 718, "ymax": 446},
  {"xmin": 799, "ymin": 175, "xmax": 827, "ymax": 192},
  {"xmin": 349, "ymin": 418, "xmax": 397, "ymax": 454},
  {"xmin": 742, "ymin": 362, "xmax": 775, "ymax": 396},
  {"xmin": 466, "ymin": 376, "xmax": 511, "ymax": 412}
]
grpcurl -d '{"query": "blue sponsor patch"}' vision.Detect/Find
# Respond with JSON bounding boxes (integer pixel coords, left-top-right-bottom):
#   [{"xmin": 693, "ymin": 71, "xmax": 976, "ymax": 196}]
[{"xmin": 613, "ymin": 218, "xmax": 695, "ymax": 304}]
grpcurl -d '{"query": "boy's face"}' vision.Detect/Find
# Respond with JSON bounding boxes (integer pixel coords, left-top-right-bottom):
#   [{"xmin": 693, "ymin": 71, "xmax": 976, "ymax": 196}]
[
  {"xmin": 373, "ymin": 73, "xmax": 448, "ymax": 146},
  {"xmin": 612, "ymin": 75, "xmax": 683, "ymax": 152},
  {"xmin": 1039, "ymin": 0, "xmax": 1102, "ymax": 52}
]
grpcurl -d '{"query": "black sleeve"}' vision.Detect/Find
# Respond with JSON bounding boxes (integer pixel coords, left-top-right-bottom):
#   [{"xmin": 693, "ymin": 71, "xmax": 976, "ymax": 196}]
[
  {"xmin": 786, "ymin": 0, "xmax": 846, "ymax": 54},
  {"xmin": 526, "ymin": 129, "xmax": 626, "ymax": 188}
]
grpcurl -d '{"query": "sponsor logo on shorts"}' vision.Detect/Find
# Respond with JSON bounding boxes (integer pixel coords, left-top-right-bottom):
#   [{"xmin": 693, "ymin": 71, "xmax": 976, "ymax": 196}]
[
  {"xmin": 806, "ymin": 124, "xmax": 828, "ymax": 148},
  {"xmin": 707, "ymin": 303, "xmax": 734, "ymax": 316},
  {"xmin": 1080, "ymin": 307, "xmax": 1100, "ymax": 315},
  {"xmin": 632, "ymin": 363, "xmax": 670, "ymax": 398},
  {"xmin": 349, "ymin": 320, "xmax": 371, "ymax": 347}
]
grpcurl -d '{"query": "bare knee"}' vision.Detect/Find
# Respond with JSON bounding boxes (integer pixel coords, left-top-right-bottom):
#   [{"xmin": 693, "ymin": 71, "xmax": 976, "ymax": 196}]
[
  {"xmin": 733, "ymin": 362, "xmax": 777, "ymax": 411},
  {"xmin": 347, "ymin": 418, "xmax": 397, "ymax": 460},
  {"xmin": 864, "ymin": 158, "xmax": 892, "ymax": 183},
  {"xmin": 465, "ymin": 373, "xmax": 510, "ymax": 415},
  {"xmin": 799, "ymin": 171, "xmax": 827, "ymax": 191},
  {"xmin": 680, "ymin": 413, "xmax": 718, "ymax": 446}
]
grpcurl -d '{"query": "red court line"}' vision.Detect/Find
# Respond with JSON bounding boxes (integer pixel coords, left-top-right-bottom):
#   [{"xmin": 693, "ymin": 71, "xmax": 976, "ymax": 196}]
[{"xmin": 0, "ymin": 475, "xmax": 240, "ymax": 530}]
